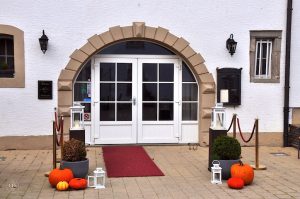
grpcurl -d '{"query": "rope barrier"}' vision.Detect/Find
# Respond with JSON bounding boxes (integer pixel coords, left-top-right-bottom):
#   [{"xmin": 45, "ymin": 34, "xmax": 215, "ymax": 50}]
[
  {"xmin": 237, "ymin": 118, "xmax": 256, "ymax": 143},
  {"xmin": 54, "ymin": 109, "xmax": 64, "ymax": 146},
  {"xmin": 227, "ymin": 115, "xmax": 235, "ymax": 133}
]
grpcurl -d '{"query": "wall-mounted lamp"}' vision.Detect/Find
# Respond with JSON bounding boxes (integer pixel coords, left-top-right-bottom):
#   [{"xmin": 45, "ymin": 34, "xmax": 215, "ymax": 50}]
[
  {"xmin": 226, "ymin": 34, "xmax": 237, "ymax": 56},
  {"xmin": 39, "ymin": 30, "xmax": 49, "ymax": 54}
]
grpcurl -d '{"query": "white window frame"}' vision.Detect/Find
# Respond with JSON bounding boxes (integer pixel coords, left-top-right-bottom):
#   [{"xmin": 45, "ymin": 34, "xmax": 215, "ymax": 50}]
[{"xmin": 254, "ymin": 39, "xmax": 272, "ymax": 79}]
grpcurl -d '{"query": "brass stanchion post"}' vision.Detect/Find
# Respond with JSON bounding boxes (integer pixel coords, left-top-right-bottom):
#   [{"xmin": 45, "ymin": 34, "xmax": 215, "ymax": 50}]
[
  {"xmin": 233, "ymin": 114, "xmax": 237, "ymax": 138},
  {"xmin": 251, "ymin": 118, "xmax": 266, "ymax": 170},
  {"xmin": 53, "ymin": 121, "xmax": 57, "ymax": 169}
]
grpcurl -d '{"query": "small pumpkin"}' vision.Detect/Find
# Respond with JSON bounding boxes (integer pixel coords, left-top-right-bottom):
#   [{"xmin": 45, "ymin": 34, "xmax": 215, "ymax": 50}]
[
  {"xmin": 69, "ymin": 178, "xmax": 87, "ymax": 190},
  {"xmin": 48, "ymin": 168, "xmax": 74, "ymax": 187},
  {"xmin": 227, "ymin": 177, "xmax": 244, "ymax": 189},
  {"xmin": 56, "ymin": 181, "xmax": 69, "ymax": 191},
  {"xmin": 231, "ymin": 160, "xmax": 254, "ymax": 185}
]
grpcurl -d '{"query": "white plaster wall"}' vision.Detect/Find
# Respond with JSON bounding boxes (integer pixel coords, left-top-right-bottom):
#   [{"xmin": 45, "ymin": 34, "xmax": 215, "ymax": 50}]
[
  {"xmin": 0, "ymin": 0, "xmax": 286, "ymax": 136},
  {"xmin": 290, "ymin": 0, "xmax": 300, "ymax": 108}
]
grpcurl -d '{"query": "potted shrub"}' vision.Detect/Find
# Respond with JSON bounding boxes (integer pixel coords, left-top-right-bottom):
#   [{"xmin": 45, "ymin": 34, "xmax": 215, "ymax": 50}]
[
  {"xmin": 212, "ymin": 135, "xmax": 241, "ymax": 180},
  {"xmin": 61, "ymin": 138, "xmax": 89, "ymax": 178}
]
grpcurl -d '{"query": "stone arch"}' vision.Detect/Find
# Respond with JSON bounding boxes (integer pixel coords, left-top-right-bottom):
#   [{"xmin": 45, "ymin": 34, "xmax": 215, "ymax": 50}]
[{"xmin": 58, "ymin": 22, "xmax": 215, "ymax": 145}]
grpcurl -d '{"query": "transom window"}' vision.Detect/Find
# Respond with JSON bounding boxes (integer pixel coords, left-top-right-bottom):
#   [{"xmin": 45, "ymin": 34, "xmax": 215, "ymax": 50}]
[
  {"xmin": 0, "ymin": 34, "xmax": 14, "ymax": 78},
  {"xmin": 255, "ymin": 39, "xmax": 272, "ymax": 79}
]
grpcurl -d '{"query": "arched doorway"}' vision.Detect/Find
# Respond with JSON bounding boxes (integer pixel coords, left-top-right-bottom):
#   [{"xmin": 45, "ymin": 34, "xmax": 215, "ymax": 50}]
[{"xmin": 57, "ymin": 22, "xmax": 215, "ymax": 145}]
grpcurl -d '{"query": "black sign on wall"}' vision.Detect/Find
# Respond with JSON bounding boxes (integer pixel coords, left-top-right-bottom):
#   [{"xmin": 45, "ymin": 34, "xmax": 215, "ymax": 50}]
[
  {"xmin": 217, "ymin": 68, "xmax": 242, "ymax": 106},
  {"xmin": 38, "ymin": 80, "xmax": 53, "ymax": 99}
]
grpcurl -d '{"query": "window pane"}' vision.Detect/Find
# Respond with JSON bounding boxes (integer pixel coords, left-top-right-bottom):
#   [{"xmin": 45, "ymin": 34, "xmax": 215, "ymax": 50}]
[
  {"xmin": 143, "ymin": 83, "xmax": 157, "ymax": 101},
  {"xmin": 0, "ymin": 39, "xmax": 5, "ymax": 55},
  {"xmin": 117, "ymin": 83, "xmax": 132, "ymax": 101},
  {"xmin": 81, "ymin": 103, "xmax": 91, "ymax": 121},
  {"xmin": 76, "ymin": 61, "xmax": 91, "ymax": 81},
  {"xmin": 159, "ymin": 63, "xmax": 173, "ymax": 82},
  {"xmin": 74, "ymin": 83, "xmax": 91, "ymax": 101},
  {"xmin": 117, "ymin": 103, "xmax": 132, "ymax": 121},
  {"xmin": 182, "ymin": 103, "xmax": 197, "ymax": 120},
  {"xmin": 100, "ymin": 63, "xmax": 115, "ymax": 81},
  {"xmin": 262, "ymin": 43, "xmax": 267, "ymax": 58},
  {"xmin": 7, "ymin": 57, "xmax": 14, "ymax": 70},
  {"xmin": 99, "ymin": 41, "xmax": 175, "ymax": 55},
  {"xmin": 6, "ymin": 39, "xmax": 14, "ymax": 55},
  {"xmin": 143, "ymin": 63, "xmax": 157, "ymax": 81},
  {"xmin": 117, "ymin": 63, "xmax": 132, "ymax": 81},
  {"xmin": 182, "ymin": 84, "xmax": 198, "ymax": 101},
  {"xmin": 143, "ymin": 103, "xmax": 157, "ymax": 121},
  {"xmin": 100, "ymin": 103, "xmax": 115, "ymax": 121},
  {"xmin": 159, "ymin": 103, "xmax": 173, "ymax": 121},
  {"xmin": 100, "ymin": 83, "xmax": 115, "ymax": 101},
  {"xmin": 261, "ymin": 59, "xmax": 266, "ymax": 75},
  {"xmin": 159, "ymin": 83, "xmax": 173, "ymax": 101},
  {"xmin": 255, "ymin": 58, "xmax": 260, "ymax": 75},
  {"xmin": 182, "ymin": 63, "xmax": 196, "ymax": 82}
]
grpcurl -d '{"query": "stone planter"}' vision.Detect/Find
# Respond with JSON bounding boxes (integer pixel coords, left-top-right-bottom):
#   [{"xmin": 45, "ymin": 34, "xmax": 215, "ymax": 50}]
[
  {"xmin": 218, "ymin": 159, "xmax": 240, "ymax": 180},
  {"xmin": 61, "ymin": 158, "xmax": 89, "ymax": 178}
]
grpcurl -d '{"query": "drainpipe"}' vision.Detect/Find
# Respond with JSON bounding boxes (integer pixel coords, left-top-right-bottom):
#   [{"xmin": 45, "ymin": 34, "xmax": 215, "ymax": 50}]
[{"xmin": 283, "ymin": 0, "xmax": 293, "ymax": 147}]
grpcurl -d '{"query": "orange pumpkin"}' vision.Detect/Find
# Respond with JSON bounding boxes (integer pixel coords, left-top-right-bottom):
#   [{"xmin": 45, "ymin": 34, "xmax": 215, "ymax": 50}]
[
  {"xmin": 227, "ymin": 177, "xmax": 244, "ymax": 189},
  {"xmin": 231, "ymin": 160, "xmax": 254, "ymax": 185},
  {"xmin": 56, "ymin": 181, "xmax": 69, "ymax": 191},
  {"xmin": 49, "ymin": 168, "xmax": 74, "ymax": 187},
  {"xmin": 69, "ymin": 178, "xmax": 87, "ymax": 190}
]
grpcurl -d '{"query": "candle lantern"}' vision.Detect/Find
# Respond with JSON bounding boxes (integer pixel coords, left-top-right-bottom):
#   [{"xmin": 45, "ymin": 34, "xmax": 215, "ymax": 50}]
[
  {"xmin": 88, "ymin": 168, "xmax": 106, "ymax": 189},
  {"xmin": 211, "ymin": 103, "xmax": 226, "ymax": 130},
  {"xmin": 70, "ymin": 103, "xmax": 85, "ymax": 130},
  {"xmin": 211, "ymin": 160, "xmax": 222, "ymax": 184}
]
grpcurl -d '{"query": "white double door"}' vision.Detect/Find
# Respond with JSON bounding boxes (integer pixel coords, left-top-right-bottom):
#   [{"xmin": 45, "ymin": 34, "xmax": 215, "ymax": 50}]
[{"xmin": 92, "ymin": 56, "xmax": 181, "ymax": 144}]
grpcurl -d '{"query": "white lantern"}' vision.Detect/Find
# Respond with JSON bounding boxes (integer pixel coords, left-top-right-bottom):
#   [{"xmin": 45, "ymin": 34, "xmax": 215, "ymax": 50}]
[
  {"xmin": 70, "ymin": 103, "xmax": 85, "ymax": 130},
  {"xmin": 211, "ymin": 160, "xmax": 222, "ymax": 184},
  {"xmin": 211, "ymin": 103, "xmax": 226, "ymax": 130},
  {"xmin": 88, "ymin": 168, "xmax": 106, "ymax": 189}
]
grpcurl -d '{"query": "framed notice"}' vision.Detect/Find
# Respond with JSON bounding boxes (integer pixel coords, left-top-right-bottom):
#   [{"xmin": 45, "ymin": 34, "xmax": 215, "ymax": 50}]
[{"xmin": 38, "ymin": 80, "xmax": 53, "ymax": 99}]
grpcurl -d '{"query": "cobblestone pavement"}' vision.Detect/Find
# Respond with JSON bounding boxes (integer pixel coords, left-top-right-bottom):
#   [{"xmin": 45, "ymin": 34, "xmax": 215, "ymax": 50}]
[{"xmin": 0, "ymin": 146, "xmax": 300, "ymax": 199}]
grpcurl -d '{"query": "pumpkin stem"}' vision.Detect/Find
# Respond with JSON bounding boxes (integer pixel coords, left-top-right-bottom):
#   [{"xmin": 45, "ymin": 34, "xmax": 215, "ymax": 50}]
[{"xmin": 239, "ymin": 159, "xmax": 244, "ymax": 166}]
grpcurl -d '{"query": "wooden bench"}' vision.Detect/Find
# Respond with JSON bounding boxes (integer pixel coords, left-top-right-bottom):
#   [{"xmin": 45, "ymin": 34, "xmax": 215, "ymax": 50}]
[{"xmin": 288, "ymin": 124, "xmax": 300, "ymax": 159}]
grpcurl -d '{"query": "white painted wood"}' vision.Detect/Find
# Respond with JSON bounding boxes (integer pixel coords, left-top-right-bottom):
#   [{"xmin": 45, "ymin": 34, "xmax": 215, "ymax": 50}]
[
  {"xmin": 93, "ymin": 57, "xmax": 137, "ymax": 144},
  {"xmin": 92, "ymin": 56, "xmax": 190, "ymax": 144}
]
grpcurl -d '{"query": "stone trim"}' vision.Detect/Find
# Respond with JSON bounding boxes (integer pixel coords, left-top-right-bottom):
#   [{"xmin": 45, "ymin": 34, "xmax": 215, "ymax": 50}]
[
  {"xmin": 0, "ymin": 24, "xmax": 25, "ymax": 88},
  {"xmin": 58, "ymin": 22, "xmax": 216, "ymax": 143},
  {"xmin": 249, "ymin": 30, "xmax": 282, "ymax": 83}
]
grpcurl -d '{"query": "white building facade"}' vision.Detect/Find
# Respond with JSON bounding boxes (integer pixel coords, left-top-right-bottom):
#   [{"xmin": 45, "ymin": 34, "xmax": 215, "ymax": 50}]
[{"xmin": 0, "ymin": 0, "xmax": 296, "ymax": 148}]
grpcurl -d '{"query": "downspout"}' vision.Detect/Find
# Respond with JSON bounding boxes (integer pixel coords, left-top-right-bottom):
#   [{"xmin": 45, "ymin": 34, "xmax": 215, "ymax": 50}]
[{"xmin": 283, "ymin": 0, "xmax": 293, "ymax": 147}]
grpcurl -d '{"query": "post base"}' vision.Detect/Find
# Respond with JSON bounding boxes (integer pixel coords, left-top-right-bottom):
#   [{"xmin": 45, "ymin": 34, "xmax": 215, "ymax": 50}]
[{"xmin": 250, "ymin": 164, "xmax": 267, "ymax": 170}]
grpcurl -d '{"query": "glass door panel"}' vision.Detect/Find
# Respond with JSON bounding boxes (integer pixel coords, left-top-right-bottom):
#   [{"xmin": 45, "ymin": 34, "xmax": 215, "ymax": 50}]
[
  {"xmin": 138, "ymin": 58, "xmax": 179, "ymax": 143},
  {"xmin": 94, "ymin": 58, "xmax": 137, "ymax": 144}
]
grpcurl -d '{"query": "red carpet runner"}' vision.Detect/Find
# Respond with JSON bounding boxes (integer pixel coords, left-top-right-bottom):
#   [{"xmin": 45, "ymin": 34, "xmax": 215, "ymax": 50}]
[{"xmin": 102, "ymin": 146, "xmax": 164, "ymax": 177}]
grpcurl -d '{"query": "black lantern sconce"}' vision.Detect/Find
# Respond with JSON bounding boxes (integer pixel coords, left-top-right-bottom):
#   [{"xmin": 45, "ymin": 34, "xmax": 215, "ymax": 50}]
[
  {"xmin": 226, "ymin": 34, "xmax": 237, "ymax": 56},
  {"xmin": 39, "ymin": 30, "xmax": 49, "ymax": 54}
]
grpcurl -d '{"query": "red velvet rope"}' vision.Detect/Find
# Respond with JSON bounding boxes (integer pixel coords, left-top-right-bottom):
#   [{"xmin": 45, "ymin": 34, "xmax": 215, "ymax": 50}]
[{"xmin": 237, "ymin": 118, "xmax": 256, "ymax": 143}]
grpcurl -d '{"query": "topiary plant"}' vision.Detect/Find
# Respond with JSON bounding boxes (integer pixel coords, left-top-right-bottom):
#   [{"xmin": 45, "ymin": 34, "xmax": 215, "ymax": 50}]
[
  {"xmin": 62, "ymin": 138, "xmax": 87, "ymax": 162},
  {"xmin": 212, "ymin": 136, "xmax": 241, "ymax": 160}
]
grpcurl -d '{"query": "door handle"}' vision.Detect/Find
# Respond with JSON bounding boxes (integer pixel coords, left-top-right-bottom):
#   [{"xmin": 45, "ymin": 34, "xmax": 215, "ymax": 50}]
[
  {"xmin": 132, "ymin": 98, "xmax": 136, "ymax": 105},
  {"xmin": 93, "ymin": 101, "xmax": 99, "ymax": 105}
]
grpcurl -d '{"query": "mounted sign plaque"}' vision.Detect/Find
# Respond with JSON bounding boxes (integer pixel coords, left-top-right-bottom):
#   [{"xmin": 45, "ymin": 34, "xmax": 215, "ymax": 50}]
[{"xmin": 38, "ymin": 80, "xmax": 53, "ymax": 99}]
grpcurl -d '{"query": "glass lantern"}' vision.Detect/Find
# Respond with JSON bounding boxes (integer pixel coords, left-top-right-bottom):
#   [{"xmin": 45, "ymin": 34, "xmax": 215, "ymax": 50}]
[
  {"xmin": 211, "ymin": 160, "xmax": 222, "ymax": 184},
  {"xmin": 88, "ymin": 168, "xmax": 106, "ymax": 189},
  {"xmin": 70, "ymin": 103, "xmax": 85, "ymax": 130},
  {"xmin": 211, "ymin": 103, "xmax": 226, "ymax": 130}
]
